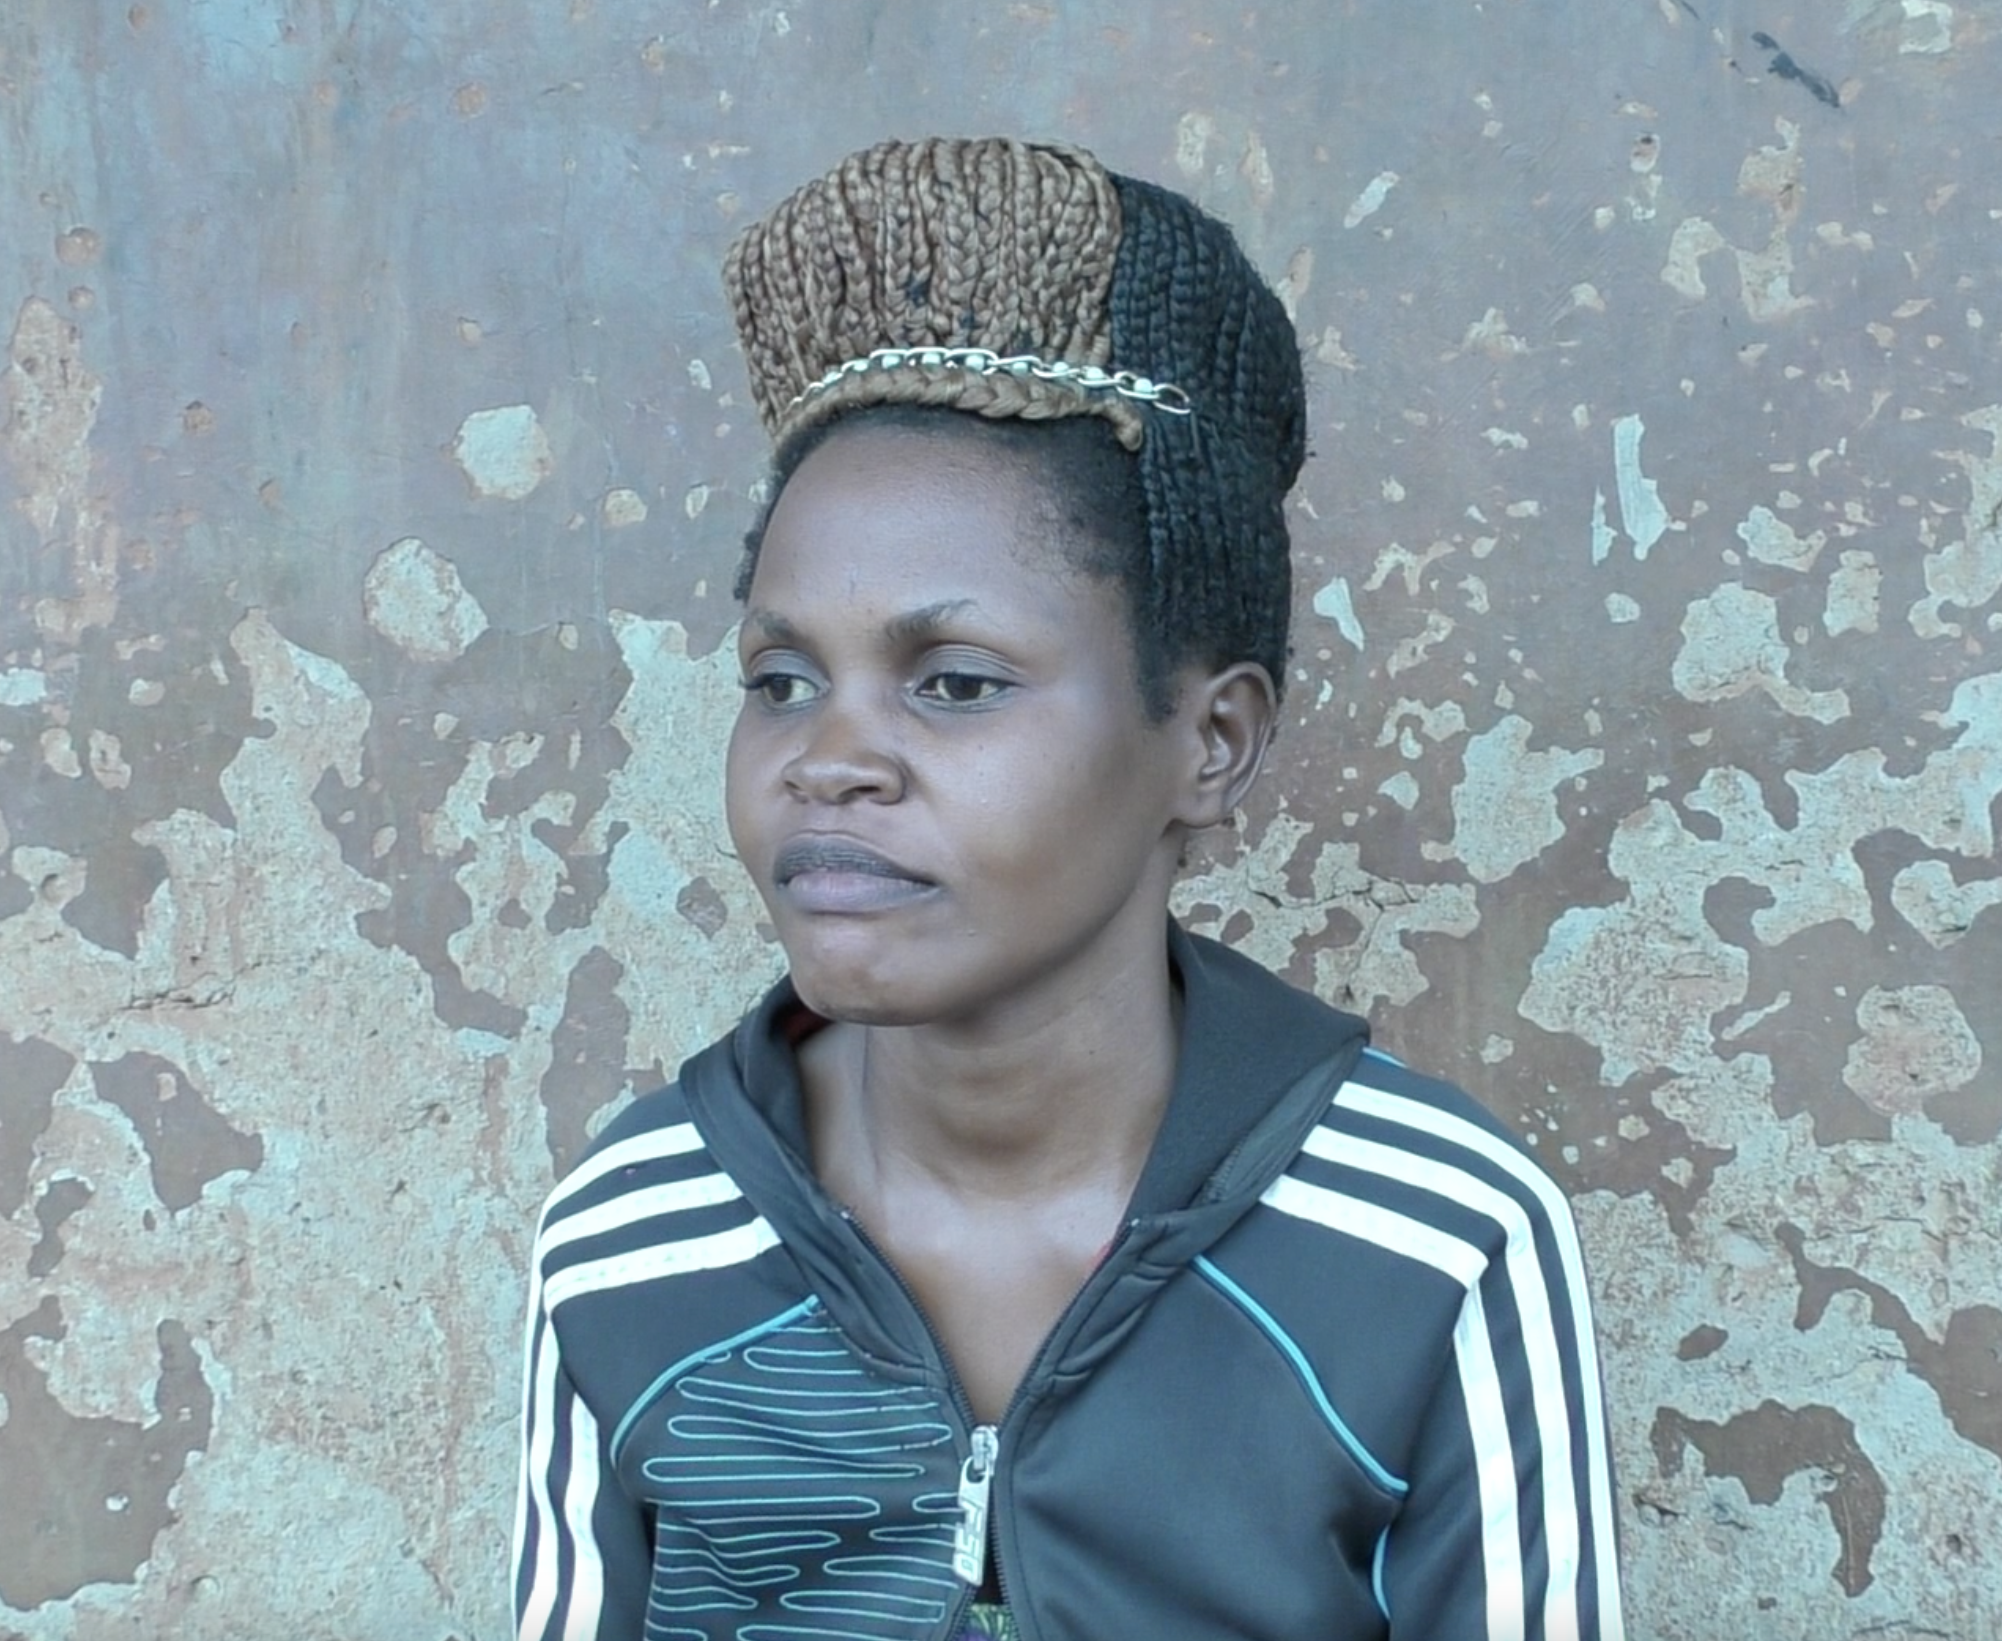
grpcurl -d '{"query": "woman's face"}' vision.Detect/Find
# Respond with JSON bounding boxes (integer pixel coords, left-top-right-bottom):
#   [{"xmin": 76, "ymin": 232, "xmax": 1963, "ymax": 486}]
[{"xmin": 725, "ymin": 419, "xmax": 1197, "ymax": 1031}]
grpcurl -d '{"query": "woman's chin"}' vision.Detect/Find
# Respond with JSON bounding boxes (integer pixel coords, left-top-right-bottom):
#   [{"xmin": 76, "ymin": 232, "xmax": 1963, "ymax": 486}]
[
  {"xmin": 786, "ymin": 956, "xmax": 933, "ymax": 1028},
  {"xmin": 775, "ymin": 916, "xmax": 955, "ymax": 1026}
]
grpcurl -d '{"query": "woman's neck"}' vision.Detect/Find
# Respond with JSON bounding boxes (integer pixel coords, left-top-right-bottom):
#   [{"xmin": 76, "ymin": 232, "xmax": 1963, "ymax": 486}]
[{"xmin": 802, "ymin": 934, "xmax": 1181, "ymax": 1207}]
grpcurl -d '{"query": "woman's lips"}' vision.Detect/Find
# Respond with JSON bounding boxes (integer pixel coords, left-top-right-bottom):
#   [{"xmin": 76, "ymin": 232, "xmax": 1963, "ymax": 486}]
[{"xmin": 773, "ymin": 835, "xmax": 936, "ymax": 914}]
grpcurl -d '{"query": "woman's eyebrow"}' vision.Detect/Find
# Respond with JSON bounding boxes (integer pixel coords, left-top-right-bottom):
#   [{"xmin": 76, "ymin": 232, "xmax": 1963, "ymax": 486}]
[
  {"xmin": 743, "ymin": 599, "xmax": 981, "ymax": 648},
  {"xmin": 883, "ymin": 598, "xmax": 979, "ymax": 644},
  {"xmin": 744, "ymin": 610, "xmax": 803, "ymax": 644}
]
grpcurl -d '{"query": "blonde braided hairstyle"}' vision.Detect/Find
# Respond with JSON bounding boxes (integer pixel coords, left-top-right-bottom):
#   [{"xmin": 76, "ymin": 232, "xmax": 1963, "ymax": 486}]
[
  {"xmin": 725, "ymin": 138, "xmax": 1146, "ymax": 448},
  {"xmin": 724, "ymin": 135, "xmax": 1309, "ymax": 713}
]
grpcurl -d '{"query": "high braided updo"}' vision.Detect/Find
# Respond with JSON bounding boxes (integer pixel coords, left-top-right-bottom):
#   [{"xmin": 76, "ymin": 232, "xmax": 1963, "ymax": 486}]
[{"xmin": 724, "ymin": 137, "xmax": 1307, "ymax": 716}]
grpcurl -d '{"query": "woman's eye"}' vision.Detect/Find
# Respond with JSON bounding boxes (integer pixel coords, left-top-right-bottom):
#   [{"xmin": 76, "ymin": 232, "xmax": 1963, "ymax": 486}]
[
  {"xmin": 740, "ymin": 671, "xmax": 817, "ymax": 708},
  {"xmin": 918, "ymin": 671, "xmax": 1007, "ymax": 706}
]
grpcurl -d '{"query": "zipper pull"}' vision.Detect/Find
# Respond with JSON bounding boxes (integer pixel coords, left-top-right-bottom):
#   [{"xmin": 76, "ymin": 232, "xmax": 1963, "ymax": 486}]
[{"xmin": 951, "ymin": 1424, "xmax": 1000, "ymax": 1586}]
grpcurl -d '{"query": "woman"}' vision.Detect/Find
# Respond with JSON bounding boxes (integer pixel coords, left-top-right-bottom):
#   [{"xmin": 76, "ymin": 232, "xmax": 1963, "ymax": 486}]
[{"xmin": 513, "ymin": 136, "xmax": 1624, "ymax": 1641}]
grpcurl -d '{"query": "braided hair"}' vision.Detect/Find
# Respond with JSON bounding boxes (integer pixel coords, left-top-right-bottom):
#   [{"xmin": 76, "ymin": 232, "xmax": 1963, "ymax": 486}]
[{"xmin": 723, "ymin": 138, "xmax": 1307, "ymax": 717}]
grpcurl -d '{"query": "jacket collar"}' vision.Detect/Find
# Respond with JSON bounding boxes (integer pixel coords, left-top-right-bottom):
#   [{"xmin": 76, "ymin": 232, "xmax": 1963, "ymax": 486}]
[
  {"xmin": 686, "ymin": 920, "xmax": 1368, "ymax": 1221},
  {"xmin": 677, "ymin": 923, "xmax": 1370, "ymax": 1379}
]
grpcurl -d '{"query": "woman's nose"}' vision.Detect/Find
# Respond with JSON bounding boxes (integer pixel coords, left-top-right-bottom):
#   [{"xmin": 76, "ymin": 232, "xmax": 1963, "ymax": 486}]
[{"xmin": 780, "ymin": 696, "xmax": 905, "ymax": 805}]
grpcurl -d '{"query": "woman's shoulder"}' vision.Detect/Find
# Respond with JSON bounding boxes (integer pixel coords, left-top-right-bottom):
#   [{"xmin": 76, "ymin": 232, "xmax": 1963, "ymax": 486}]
[
  {"xmin": 526, "ymin": 1076, "xmax": 781, "ymax": 1322},
  {"xmin": 1339, "ymin": 1046, "xmax": 1535, "ymax": 1153},
  {"xmin": 532, "ymin": 1082, "xmax": 711, "ymax": 1237},
  {"xmin": 1292, "ymin": 1042, "xmax": 1592, "ymax": 1265}
]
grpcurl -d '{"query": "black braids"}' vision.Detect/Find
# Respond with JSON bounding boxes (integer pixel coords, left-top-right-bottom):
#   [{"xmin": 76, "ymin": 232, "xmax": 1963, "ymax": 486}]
[
  {"xmin": 1173, "ymin": 344, "xmax": 1226, "ymax": 674},
  {"xmin": 1105, "ymin": 170, "xmax": 1303, "ymax": 696},
  {"xmin": 1221, "ymin": 267, "xmax": 1256, "ymax": 416},
  {"xmin": 1150, "ymin": 186, "xmax": 1224, "ymax": 665},
  {"xmin": 1117, "ymin": 195, "xmax": 1183, "ymax": 689},
  {"xmin": 1216, "ymin": 270, "xmax": 1278, "ymax": 655}
]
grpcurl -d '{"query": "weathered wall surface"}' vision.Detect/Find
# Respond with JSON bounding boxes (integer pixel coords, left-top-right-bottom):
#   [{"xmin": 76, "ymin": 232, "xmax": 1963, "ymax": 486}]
[{"xmin": 0, "ymin": 2, "xmax": 1995, "ymax": 1636}]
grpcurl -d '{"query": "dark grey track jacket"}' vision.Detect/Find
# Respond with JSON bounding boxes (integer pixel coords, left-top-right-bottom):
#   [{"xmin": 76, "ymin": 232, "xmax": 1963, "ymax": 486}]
[{"xmin": 514, "ymin": 926, "xmax": 1625, "ymax": 1640}]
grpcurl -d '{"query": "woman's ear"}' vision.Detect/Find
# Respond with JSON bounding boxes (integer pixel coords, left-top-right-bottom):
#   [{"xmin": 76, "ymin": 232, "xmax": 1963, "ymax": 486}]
[{"xmin": 1174, "ymin": 661, "xmax": 1277, "ymax": 830}]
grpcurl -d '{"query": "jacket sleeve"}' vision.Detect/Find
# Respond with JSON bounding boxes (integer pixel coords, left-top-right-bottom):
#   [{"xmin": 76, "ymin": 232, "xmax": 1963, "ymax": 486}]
[
  {"xmin": 1379, "ymin": 1172, "xmax": 1626, "ymax": 1641},
  {"xmin": 512, "ymin": 1281, "xmax": 652, "ymax": 1640}
]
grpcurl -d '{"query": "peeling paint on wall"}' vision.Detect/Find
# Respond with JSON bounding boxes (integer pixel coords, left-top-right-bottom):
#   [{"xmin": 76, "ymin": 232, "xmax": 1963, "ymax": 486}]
[
  {"xmin": 1910, "ymin": 406, "xmax": 2002, "ymax": 640},
  {"xmin": 363, "ymin": 538, "xmax": 491, "ymax": 663},
  {"xmin": 1610, "ymin": 415, "xmax": 1672, "ymax": 559},
  {"xmin": 1430, "ymin": 716, "xmax": 1604, "ymax": 884},
  {"xmin": 451, "ymin": 404, "xmax": 554, "ymax": 502},
  {"xmin": 0, "ymin": 1303, "xmax": 213, "ymax": 1611},
  {"xmin": 1842, "ymin": 986, "xmax": 1983, "ymax": 1117},
  {"xmin": 1673, "ymin": 583, "xmax": 1852, "ymax": 723}
]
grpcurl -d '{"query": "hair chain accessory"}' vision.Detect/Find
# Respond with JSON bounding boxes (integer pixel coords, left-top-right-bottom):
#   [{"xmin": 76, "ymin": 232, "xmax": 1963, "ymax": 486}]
[{"xmin": 789, "ymin": 346, "xmax": 1194, "ymax": 417}]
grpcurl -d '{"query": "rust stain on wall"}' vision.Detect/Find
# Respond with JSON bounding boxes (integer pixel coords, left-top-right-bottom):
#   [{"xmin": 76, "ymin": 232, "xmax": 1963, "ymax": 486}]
[
  {"xmin": 87, "ymin": 1055, "xmax": 263, "ymax": 1215},
  {"xmin": 1652, "ymin": 1400, "xmax": 1886, "ymax": 1595},
  {"xmin": 0, "ymin": 1301, "xmax": 212, "ymax": 1610},
  {"xmin": 0, "ymin": 1038, "xmax": 75, "ymax": 1222},
  {"xmin": 1780, "ymin": 1223, "xmax": 2002, "ymax": 1464},
  {"xmin": 25, "ymin": 1177, "xmax": 91, "ymax": 1280}
]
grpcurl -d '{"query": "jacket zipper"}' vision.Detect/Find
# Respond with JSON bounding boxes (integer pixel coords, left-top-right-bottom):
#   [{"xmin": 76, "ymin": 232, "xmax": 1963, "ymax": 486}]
[
  {"xmin": 979, "ymin": 1216, "xmax": 1141, "ymax": 1627},
  {"xmin": 840, "ymin": 1206, "xmax": 1141, "ymax": 1632},
  {"xmin": 951, "ymin": 1422, "xmax": 1000, "ymax": 1585},
  {"xmin": 836, "ymin": 1208, "xmax": 993, "ymax": 1630}
]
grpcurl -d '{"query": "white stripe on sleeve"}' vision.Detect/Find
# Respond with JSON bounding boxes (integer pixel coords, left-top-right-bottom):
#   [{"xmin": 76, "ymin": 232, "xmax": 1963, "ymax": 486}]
[
  {"xmin": 539, "ymin": 1122, "xmax": 706, "ymax": 1225},
  {"xmin": 1263, "ymin": 1174, "xmax": 1487, "ymax": 1287},
  {"xmin": 517, "ymin": 1313, "xmax": 564, "ymax": 1639},
  {"xmin": 1299, "ymin": 1125, "xmax": 1582, "ymax": 1639},
  {"xmin": 1455, "ymin": 1284, "xmax": 1527, "ymax": 1639},
  {"xmin": 538, "ymin": 1172, "xmax": 747, "ymax": 1261},
  {"xmin": 560, "ymin": 1392, "xmax": 607, "ymax": 1641},
  {"xmin": 1261, "ymin": 1168, "xmax": 1525, "ymax": 1641},
  {"xmin": 1337, "ymin": 1081, "xmax": 1625, "ymax": 1639},
  {"xmin": 542, "ymin": 1217, "xmax": 782, "ymax": 1313}
]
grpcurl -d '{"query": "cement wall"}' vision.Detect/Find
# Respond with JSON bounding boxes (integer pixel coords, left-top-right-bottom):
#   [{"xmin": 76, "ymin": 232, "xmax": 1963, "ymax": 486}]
[{"xmin": 1, "ymin": 2, "xmax": 1996, "ymax": 1636}]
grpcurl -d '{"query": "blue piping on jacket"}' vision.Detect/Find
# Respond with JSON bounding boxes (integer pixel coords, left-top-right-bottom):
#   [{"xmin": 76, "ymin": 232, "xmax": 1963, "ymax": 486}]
[
  {"xmin": 610, "ymin": 1296, "xmax": 823, "ymax": 1465},
  {"xmin": 1190, "ymin": 1255, "xmax": 1409, "ymax": 1498}
]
